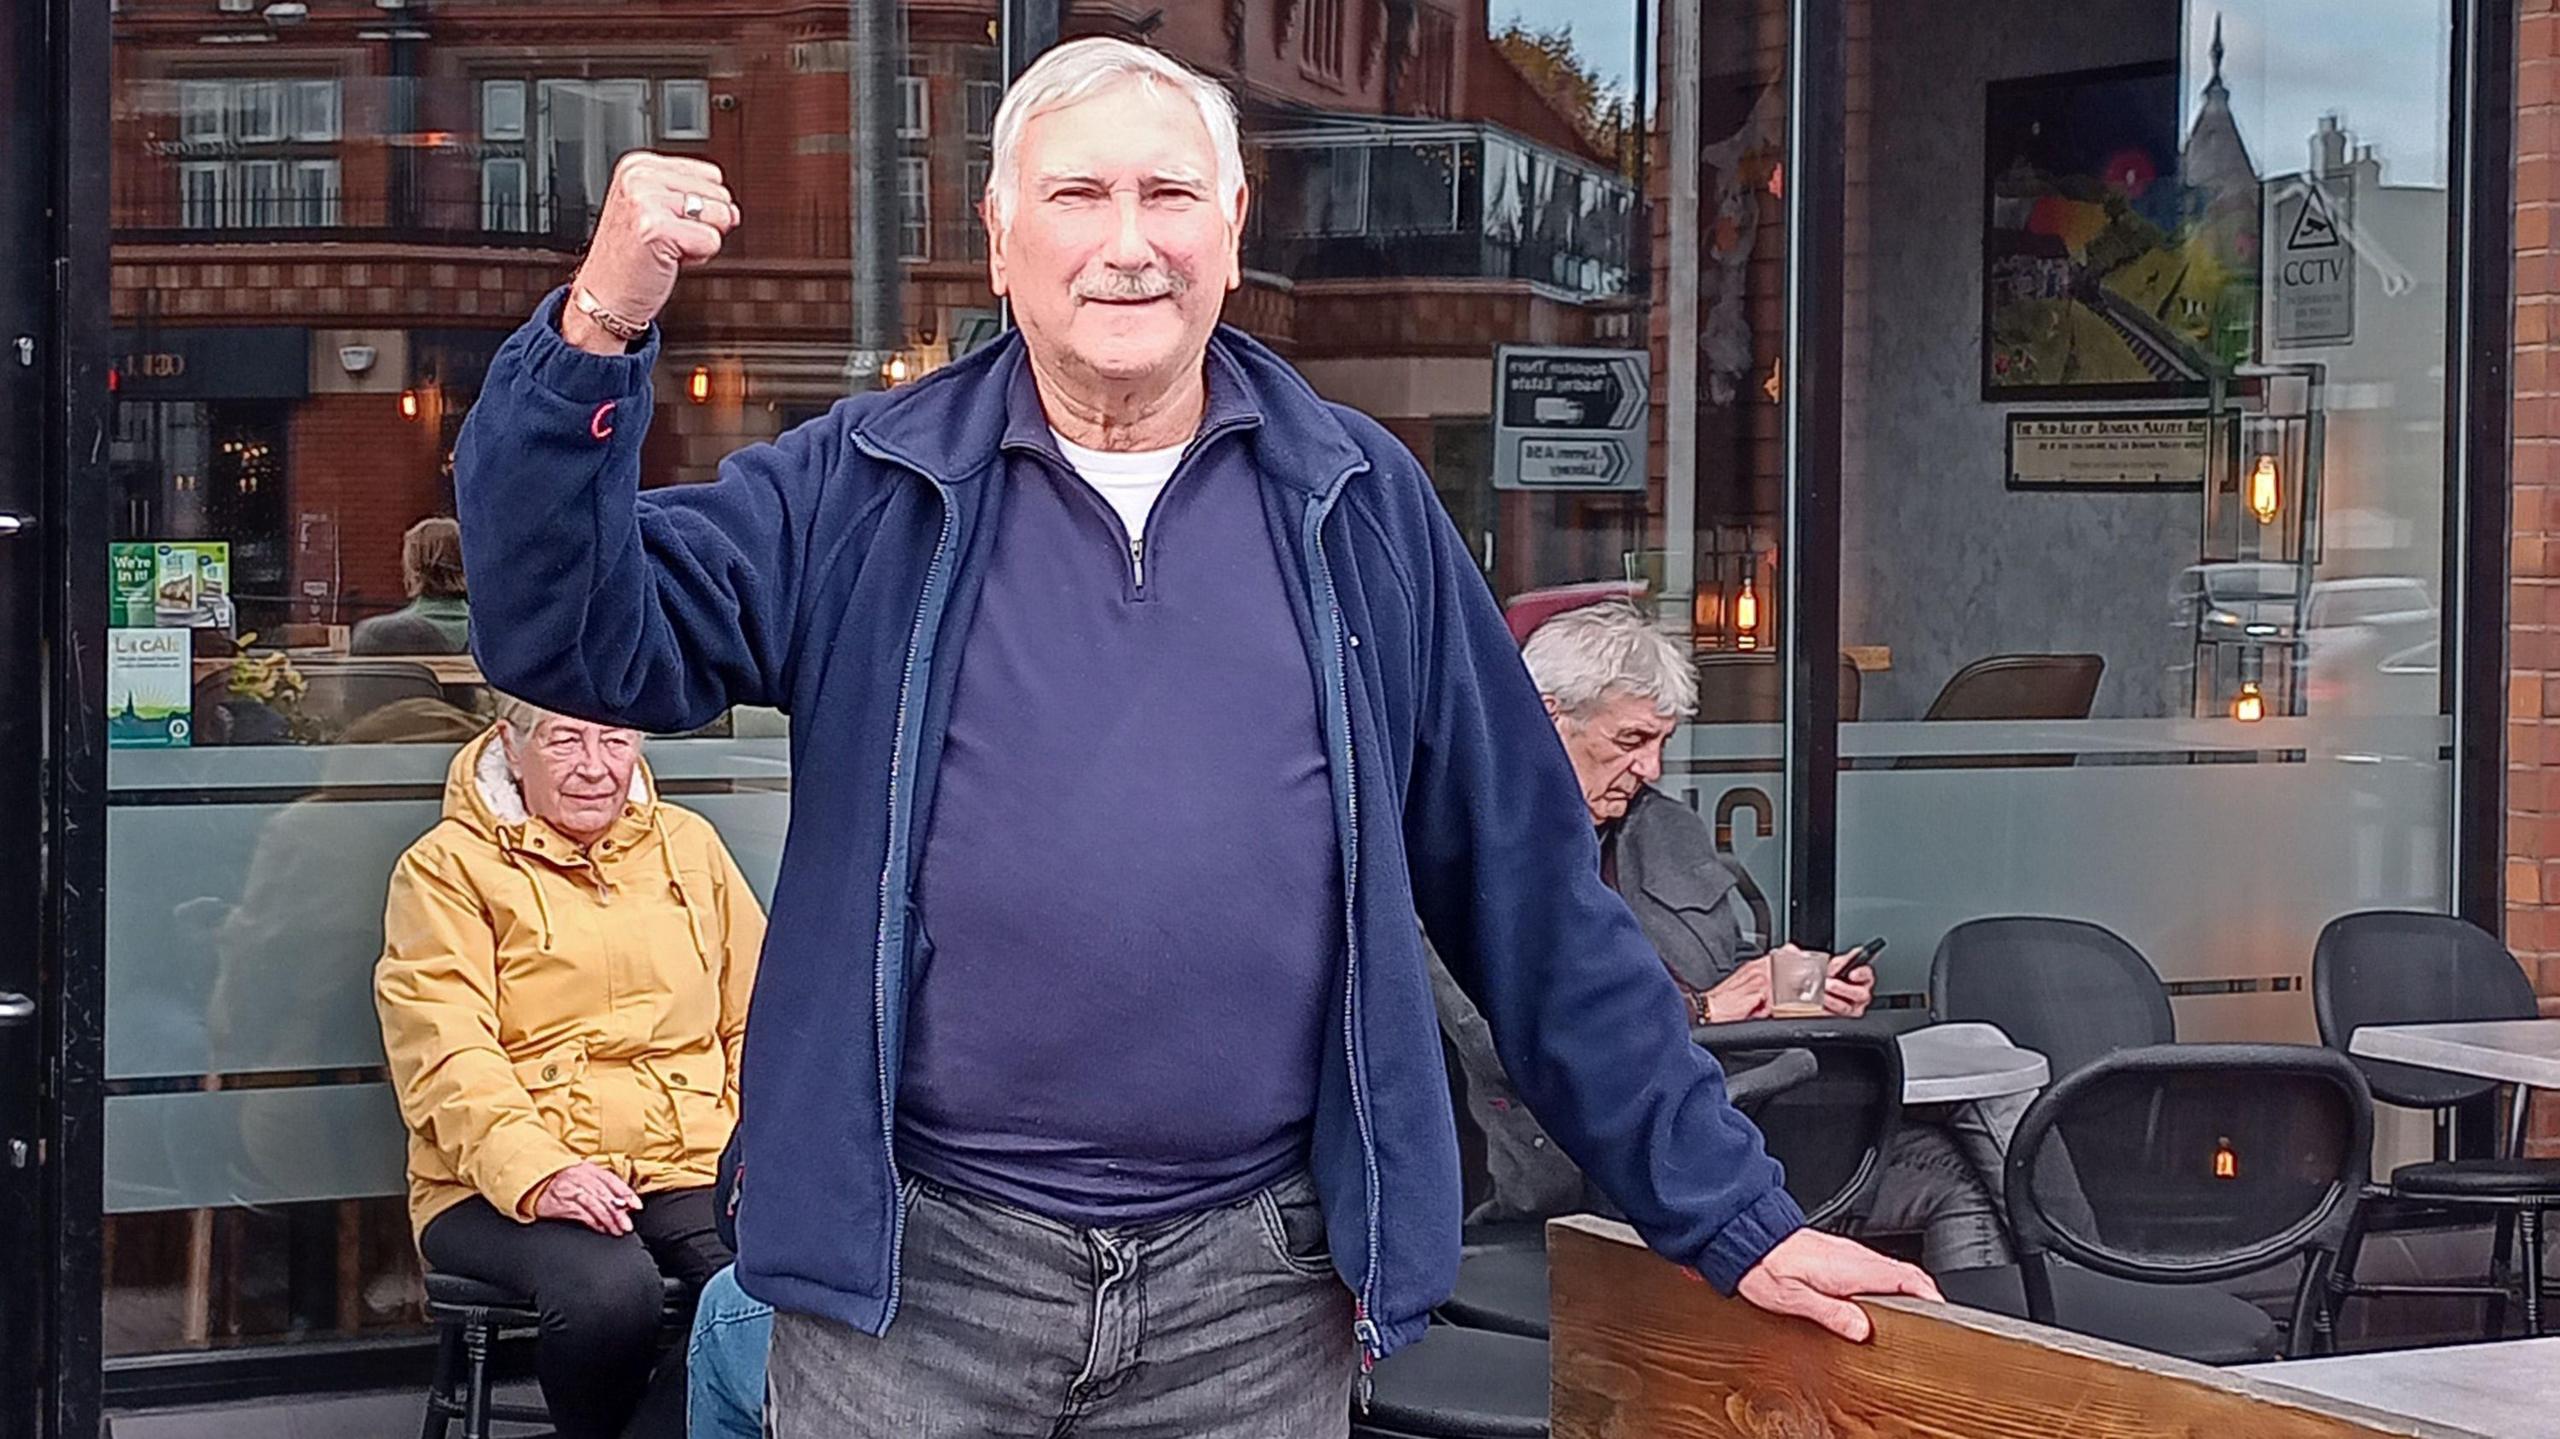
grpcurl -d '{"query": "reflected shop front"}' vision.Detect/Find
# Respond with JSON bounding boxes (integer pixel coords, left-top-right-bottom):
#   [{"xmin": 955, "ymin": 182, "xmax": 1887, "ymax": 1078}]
[{"xmin": 0, "ymin": 0, "xmax": 2522, "ymax": 1430}]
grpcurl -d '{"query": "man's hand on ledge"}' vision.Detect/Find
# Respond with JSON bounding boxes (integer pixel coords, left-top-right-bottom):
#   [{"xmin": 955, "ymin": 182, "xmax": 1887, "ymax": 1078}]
[{"xmin": 1734, "ymin": 1228, "xmax": 1943, "ymax": 1342}]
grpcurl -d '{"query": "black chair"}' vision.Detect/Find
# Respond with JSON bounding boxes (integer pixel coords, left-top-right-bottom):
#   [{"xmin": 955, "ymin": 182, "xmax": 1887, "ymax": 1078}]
[
  {"xmin": 1351, "ymin": 1324, "xmax": 1550, "ymax": 1438},
  {"xmin": 1891, "ymin": 652, "xmax": 2103, "ymax": 767},
  {"xmin": 2313, "ymin": 910, "xmax": 2560, "ymax": 1338},
  {"xmin": 1436, "ymin": 1047, "xmax": 1819, "ymax": 1341},
  {"xmin": 420, "ymin": 1271, "xmax": 693, "ymax": 1439},
  {"xmin": 1931, "ymin": 916, "xmax": 2174, "ymax": 1084},
  {"xmin": 1691, "ymin": 652, "xmax": 1865, "ymax": 723},
  {"xmin": 1695, "ymin": 1022, "xmax": 1902, "ymax": 1230},
  {"xmin": 1921, "ymin": 653, "xmax": 2104, "ymax": 720},
  {"xmin": 1936, "ymin": 1044, "xmax": 2373, "ymax": 1365}
]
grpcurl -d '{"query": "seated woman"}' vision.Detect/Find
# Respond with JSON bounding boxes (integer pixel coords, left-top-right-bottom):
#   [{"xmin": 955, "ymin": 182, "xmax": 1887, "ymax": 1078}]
[
  {"xmin": 1431, "ymin": 603, "xmax": 2014, "ymax": 1274},
  {"xmin": 352, "ymin": 516, "xmax": 473, "ymax": 655},
  {"xmin": 376, "ymin": 694, "xmax": 764, "ymax": 1439}
]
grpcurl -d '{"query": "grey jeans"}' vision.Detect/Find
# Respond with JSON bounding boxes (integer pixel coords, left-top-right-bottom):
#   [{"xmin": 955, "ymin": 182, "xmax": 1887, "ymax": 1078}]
[{"xmin": 765, "ymin": 1173, "xmax": 1358, "ymax": 1438}]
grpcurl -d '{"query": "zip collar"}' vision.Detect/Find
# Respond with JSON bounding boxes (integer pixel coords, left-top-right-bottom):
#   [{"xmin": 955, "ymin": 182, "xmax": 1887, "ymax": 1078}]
[
  {"xmin": 998, "ymin": 341, "xmax": 1264, "ymax": 468},
  {"xmin": 849, "ymin": 327, "xmax": 1367, "ymax": 496}
]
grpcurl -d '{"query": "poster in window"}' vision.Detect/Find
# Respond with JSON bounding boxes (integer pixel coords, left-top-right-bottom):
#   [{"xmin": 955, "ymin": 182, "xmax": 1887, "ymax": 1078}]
[
  {"xmin": 107, "ymin": 629, "xmax": 192, "ymax": 748},
  {"xmin": 1982, "ymin": 61, "xmax": 2261, "ymax": 400}
]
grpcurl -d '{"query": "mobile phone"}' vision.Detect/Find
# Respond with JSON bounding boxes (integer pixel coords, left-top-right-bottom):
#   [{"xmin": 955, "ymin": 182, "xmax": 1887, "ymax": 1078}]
[{"xmin": 1837, "ymin": 937, "xmax": 1886, "ymax": 979}]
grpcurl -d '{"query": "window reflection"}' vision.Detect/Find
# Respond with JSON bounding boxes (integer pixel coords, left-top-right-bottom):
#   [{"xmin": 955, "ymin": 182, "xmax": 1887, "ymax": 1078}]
[{"xmin": 98, "ymin": 0, "xmax": 1769, "ymax": 1360}]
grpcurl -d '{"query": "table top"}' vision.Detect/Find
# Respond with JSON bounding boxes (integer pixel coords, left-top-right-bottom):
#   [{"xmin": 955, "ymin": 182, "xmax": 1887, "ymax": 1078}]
[
  {"xmin": 2235, "ymin": 1337, "xmax": 2560, "ymax": 1436},
  {"xmin": 2349, "ymin": 1020, "xmax": 2560, "ymax": 1089},
  {"xmin": 1896, "ymin": 1021, "xmax": 2048, "ymax": 1105}
]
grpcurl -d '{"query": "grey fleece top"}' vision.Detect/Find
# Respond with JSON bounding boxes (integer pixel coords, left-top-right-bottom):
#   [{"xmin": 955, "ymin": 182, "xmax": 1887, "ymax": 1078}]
[{"xmin": 1430, "ymin": 784, "xmax": 1760, "ymax": 1223}]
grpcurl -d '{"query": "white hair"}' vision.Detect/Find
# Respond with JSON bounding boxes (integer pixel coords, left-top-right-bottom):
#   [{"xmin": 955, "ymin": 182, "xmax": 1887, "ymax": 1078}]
[
  {"xmin": 984, "ymin": 38, "xmax": 1247, "ymax": 230},
  {"xmin": 1521, "ymin": 603, "xmax": 1699, "ymax": 720},
  {"xmin": 489, "ymin": 691, "xmax": 552, "ymax": 745},
  {"xmin": 488, "ymin": 692, "xmax": 644, "ymax": 750}
]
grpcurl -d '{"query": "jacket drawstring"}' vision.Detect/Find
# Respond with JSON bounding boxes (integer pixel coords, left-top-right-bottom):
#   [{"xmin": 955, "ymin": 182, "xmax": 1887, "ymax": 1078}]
[{"xmin": 657, "ymin": 809, "xmax": 714, "ymax": 968}]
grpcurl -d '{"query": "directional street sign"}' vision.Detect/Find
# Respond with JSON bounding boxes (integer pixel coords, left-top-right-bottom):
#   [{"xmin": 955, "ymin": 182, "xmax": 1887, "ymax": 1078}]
[{"xmin": 1493, "ymin": 345, "xmax": 1649, "ymax": 492}]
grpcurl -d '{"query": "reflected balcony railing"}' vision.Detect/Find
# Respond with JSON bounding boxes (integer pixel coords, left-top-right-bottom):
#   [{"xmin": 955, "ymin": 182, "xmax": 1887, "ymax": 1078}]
[
  {"xmin": 111, "ymin": 182, "xmax": 997, "ymax": 272},
  {"xmin": 1245, "ymin": 120, "xmax": 1639, "ymax": 301}
]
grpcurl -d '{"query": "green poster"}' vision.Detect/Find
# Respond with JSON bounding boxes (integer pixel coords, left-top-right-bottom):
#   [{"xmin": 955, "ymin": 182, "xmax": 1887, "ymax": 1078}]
[
  {"xmin": 109, "ymin": 543, "xmax": 155, "ymax": 628},
  {"xmin": 111, "ymin": 540, "xmax": 233, "ymax": 631}
]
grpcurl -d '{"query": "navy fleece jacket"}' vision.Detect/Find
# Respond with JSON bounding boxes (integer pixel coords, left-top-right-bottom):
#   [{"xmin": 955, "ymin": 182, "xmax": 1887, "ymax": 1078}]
[{"xmin": 452, "ymin": 289, "xmax": 1803, "ymax": 1357}]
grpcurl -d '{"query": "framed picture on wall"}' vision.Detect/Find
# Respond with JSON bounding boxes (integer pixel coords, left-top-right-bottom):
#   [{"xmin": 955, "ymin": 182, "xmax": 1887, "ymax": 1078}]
[{"xmin": 1981, "ymin": 60, "xmax": 2260, "ymax": 401}]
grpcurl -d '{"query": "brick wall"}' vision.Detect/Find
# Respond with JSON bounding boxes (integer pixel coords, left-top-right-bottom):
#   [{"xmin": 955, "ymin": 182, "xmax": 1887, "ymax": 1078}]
[
  {"xmin": 289, "ymin": 391, "xmax": 454, "ymax": 624},
  {"xmin": 2515, "ymin": 1, "xmax": 2560, "ymax": 1013}
]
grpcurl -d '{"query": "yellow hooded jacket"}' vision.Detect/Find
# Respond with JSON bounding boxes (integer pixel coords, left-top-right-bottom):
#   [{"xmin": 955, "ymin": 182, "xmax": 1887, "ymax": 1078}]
[{"xmin": 375, "ymin": 727, "xmax": 764, "ymax": 1239}]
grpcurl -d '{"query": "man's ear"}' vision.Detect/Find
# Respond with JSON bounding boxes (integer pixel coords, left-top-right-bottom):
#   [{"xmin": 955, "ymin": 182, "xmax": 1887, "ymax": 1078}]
[
  {"xmin": 1225, "ymin": 181, "xmax": 1250, "ymax": 292},
  {"xmin": 986, "ymin": 198, "xmax": 1011, "ymax": 298}
]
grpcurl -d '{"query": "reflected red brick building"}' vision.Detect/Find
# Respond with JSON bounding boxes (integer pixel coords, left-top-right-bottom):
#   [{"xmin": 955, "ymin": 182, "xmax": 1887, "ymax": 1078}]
[{"xmin": 107, "ymin": 0, "xmax": 1640, "ymax": 633}]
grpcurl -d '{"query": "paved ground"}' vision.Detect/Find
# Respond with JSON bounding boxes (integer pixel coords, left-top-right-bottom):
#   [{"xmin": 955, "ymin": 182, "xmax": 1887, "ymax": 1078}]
[{"xmin": 107, "ymin": 1380, "xmax": 545, "ymax": 1438}]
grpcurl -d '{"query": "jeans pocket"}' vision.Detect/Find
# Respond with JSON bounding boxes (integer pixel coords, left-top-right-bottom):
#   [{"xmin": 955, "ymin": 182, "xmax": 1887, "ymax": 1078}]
[{"xmin": 1252, "ymin": 1178, "xmax": 1336, "ymax": 1279}]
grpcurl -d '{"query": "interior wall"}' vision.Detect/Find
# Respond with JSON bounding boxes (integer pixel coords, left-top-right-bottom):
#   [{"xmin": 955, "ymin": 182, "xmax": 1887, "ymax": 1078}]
[{"xmin": 1843, "ymin": 0, "xmax": 2190, "ymax": 720}]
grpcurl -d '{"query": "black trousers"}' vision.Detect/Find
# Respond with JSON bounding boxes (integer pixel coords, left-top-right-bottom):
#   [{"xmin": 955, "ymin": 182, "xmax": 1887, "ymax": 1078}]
[{"xmin": 422, "ymin": 1186, "xmax": 730, "ymax": 1439}]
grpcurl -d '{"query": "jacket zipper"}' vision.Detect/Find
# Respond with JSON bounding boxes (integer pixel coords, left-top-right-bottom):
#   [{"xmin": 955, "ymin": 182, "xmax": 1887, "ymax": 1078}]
[
  {"xmin": 851, "ymin": 430, "xmax": 959, "ymax": 1333},
  {"xmin": 850, "ymin": 423, "xmax": 1384, "ymax": 1356},
  {"xmin": 1302, "ymin": 468, "xmax": 1383, "ymax": 1384}
]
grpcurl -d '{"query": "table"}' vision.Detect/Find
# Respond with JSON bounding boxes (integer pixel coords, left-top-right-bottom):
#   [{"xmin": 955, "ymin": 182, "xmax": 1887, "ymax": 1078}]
[
  {"xmin": 2349, "ymin": 1020, "xmax": 2560, "ymax": 1090},
  {"xmin": 1897, "ymin": 1021, "xmax": 2048, "ymax": 1105},
  {"xmin": 2235, "ymin": 1337, "xmax": 2560, "ymax": 1437}
]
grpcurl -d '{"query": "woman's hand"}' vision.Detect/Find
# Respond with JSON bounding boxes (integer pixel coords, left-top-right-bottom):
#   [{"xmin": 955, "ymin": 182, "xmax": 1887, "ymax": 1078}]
[{"xmin": 535, "ymin": 1161, "xmax": 644, "ymax": 1236}]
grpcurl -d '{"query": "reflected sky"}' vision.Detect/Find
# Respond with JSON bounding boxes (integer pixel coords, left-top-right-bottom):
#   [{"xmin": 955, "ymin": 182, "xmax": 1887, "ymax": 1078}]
[
  {"xmin": 1492, "ymin": 0, "xmax": 1645, "ymax": 109},
  {"xmin": 2185, "ymin": 1, "xmax": 2451, "ymax": 188},
  {"xmin": 1491, "ymin": 1, "xmax": 2453, "ymax": 191}
]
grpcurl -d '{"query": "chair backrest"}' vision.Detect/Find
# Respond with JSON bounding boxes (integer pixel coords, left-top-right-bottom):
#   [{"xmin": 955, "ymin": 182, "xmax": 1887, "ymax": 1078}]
[
  {"xmin": 2004, "ymin": 1043, "xmax": 2371, "ymax": 1353},
  {"xmin": 1692, "ymin": 652, "xmax": 1782, "ymax": 724},
  {"xmin": 2312, "ymin": 910, "xmax": 2536, "ymax": 1111},
  {"xmin": 1921, "ymin": 653, "xmax": 2105, "ymax": 721},
  {"xmin": 295, "ymin": 659, "xmax": 446, "ymax": 733},
  {"xmin": 1690, "ymin": 652, "xmax": 1864, "ymax": 724},
  {"xmin": 1930, "ymin": 916, "xmax": 2173, "ymax": 1084},
  {"xmin": 1696, "ymin": 1020, "xmax": 1902, "ymax": 1231}
]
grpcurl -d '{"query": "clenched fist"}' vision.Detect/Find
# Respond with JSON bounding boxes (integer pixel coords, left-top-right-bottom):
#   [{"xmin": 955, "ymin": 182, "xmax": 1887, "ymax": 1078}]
[{"xmin": 561, "ymin": 152, "xmax": 741, "ymax": 355}]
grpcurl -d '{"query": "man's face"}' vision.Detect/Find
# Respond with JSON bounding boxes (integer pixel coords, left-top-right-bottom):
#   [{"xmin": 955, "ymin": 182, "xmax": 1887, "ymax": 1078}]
[
  {"xmin": 988, "ymin": 79, "xmax": 1245, "ymax": 394},
  {"xmin": 1549, "ymin": 690, "xmax": 1681, "ymax": 826},
  {"xmin": 506, "ymin": 716, "xmax": 642, "ymax": 845}
]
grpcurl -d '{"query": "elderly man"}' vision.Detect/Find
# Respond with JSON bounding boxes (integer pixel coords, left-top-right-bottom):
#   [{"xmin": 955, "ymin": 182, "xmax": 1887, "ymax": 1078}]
[
  {"xmin": 452, "ymin": 37, "xmax": 1931, "ymax": 1438},
  {"xmin": 1432, "ymin": 604, "xmax": 2013, "ymax": 1275}
]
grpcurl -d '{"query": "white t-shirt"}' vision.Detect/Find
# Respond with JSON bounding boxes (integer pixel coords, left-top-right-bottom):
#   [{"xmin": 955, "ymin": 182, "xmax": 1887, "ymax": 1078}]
[{"xmin": 1052, "ymin": 431, "xmax": 1184, "ymax": 544}]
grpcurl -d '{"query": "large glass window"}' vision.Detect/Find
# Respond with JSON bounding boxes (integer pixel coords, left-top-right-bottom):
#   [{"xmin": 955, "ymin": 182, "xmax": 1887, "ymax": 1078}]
[
  {"xmin": 101, "ymin": 3, "xmax": 936, "ymax": 1364},
  {"xmin": 1832, "ymin": 3, "xmax": 2460, "ymax": 1042}
]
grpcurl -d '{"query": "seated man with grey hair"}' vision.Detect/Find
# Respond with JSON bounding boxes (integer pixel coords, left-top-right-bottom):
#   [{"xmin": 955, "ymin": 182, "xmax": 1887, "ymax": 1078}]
[{"xmin": 1430, "ymin": 602, "xmax": 2014, "ymax": 1274}]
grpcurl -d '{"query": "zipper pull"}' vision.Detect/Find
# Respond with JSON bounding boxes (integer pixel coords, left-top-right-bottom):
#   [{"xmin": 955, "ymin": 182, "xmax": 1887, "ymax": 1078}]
[
  {"xmin": 1130, "ymin": 535, "xmax": 1146, "ymax": 588},
  {"xmin": 1353, "ymin": 1304, "xmax": 1382, "ymax": 1412}
]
